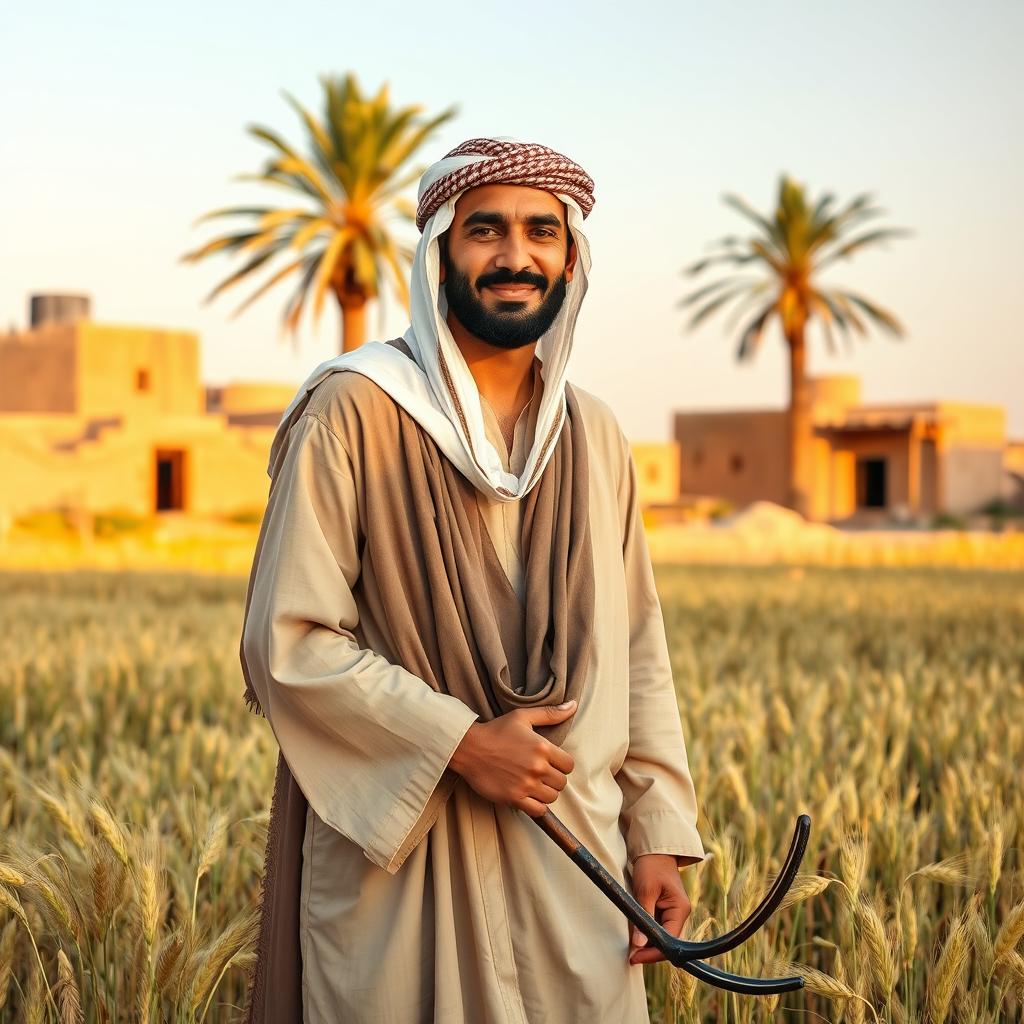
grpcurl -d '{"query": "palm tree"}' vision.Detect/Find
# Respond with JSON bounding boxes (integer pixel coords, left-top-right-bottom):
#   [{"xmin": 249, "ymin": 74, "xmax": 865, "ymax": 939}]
[
  {"xmin": 182, "ymin": 73, "xmax": 456, "ymax": 352},
  {"xmin": 680, "ymin": 175, "xmax": 909, "ymax": 518}
]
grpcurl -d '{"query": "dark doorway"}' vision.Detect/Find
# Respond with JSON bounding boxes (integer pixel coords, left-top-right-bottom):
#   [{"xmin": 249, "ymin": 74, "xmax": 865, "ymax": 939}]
[
  {"xmin": 856, "ymin": 456, "xmax": 887, "ymax": 509},
  {"xmin": 155, "ymin": 449, "xmax": 187, "ymax": 511}
]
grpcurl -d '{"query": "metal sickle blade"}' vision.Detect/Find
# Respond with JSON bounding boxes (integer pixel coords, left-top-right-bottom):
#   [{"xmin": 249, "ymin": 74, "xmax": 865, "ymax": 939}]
[{"xmin": 529, "ymin": 809, "xmax": 812, "ymax": 996}]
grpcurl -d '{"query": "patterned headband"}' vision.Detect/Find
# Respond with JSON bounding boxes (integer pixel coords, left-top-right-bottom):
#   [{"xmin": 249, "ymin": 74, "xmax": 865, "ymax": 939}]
[{"xmin": 415, "ymin": 137, "xmax": 596, "ymax": 233}]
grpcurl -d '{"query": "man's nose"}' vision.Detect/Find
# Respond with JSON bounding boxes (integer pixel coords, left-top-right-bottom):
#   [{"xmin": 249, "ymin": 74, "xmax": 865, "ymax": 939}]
[{"xmin": 493, "ymin": 229, "xmax": 533, "ymax": 273}]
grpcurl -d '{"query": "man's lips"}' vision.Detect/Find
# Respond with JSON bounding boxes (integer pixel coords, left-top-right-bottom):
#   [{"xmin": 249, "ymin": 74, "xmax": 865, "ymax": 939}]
[{"xmin": 485, "ymin": 284, "xmax": 538, "ymax": 299}]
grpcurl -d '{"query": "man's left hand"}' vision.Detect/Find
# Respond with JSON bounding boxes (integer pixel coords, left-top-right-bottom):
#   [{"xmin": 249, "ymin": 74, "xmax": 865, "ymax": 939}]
[{"xmin": 628, "ymin": 853, "xmax": 695, "ymax": 965}]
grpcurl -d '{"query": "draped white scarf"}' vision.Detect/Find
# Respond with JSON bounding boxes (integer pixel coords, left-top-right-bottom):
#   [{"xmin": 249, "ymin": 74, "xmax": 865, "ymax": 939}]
[{"xmin": 267, "ymin": 147, "xmax": 592, "ymax": 501}]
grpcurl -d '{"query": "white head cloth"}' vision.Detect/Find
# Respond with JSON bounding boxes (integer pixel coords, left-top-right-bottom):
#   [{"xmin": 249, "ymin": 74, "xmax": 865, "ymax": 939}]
[{"xmin": 267, "ymin": 137, "xmax": 593, "ymax": 502}]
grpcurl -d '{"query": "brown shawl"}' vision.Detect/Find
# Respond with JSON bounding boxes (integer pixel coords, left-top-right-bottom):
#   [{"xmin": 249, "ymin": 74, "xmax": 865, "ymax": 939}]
[{"xmin": 240, "ymin": 345, "xmax": 595, "ymax": 1022}]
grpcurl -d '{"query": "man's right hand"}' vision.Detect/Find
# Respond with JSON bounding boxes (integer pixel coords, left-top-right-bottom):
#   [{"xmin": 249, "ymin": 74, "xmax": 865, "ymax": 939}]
[{"xmin": 448, "ymin": 700, "xmax": 577, "ymax": 817}]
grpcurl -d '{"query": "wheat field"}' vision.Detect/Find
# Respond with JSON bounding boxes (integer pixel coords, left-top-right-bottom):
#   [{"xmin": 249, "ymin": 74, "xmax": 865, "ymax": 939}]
[{"xmin": 0, "ymin": 566, "xmax": 1022, "ymax": 1023}]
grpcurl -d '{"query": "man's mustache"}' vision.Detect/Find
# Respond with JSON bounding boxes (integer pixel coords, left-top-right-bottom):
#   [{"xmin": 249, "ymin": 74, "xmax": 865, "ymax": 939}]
[{"xmin": 475, "ymin": 269, "xmax": 548, "ymax": 291}]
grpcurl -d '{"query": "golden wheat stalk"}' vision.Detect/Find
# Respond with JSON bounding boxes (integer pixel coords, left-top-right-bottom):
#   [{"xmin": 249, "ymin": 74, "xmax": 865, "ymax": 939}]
[
  {"xmin": 24, "ymin": 958, "xmax": 45, "ymax": 1024},
  {"xmin": 993, "ymin": 898, "xmax": 1024, "ymax": 964},
  {"xmin": 775, "ymin": 872, "xmax": 832, "ymax": 914},
  {"xmin": 899, "ymin": 886, "xmax": 918, "ymax": 967},
  {"xmin": 134, "ymin": 858, "xmax": 161, "ymax": 949},
  {"xmin": 968, "ymin": 901, "xmax": 995, "ymax": 980},
  {"xmin": 928, "ymin": 909, "xmax": 971, "ymax": 1022},
  {"xmin": 155, "ymin": 929, "xmax": 186, "ymax": 994},
  {"xmin": 839, "ymin": 832, "xmax": 867, "ymax": 906},
  {"xmin": 903, "ymin": 852, "xmax": 971, "ymax": 888},
  {"xmin": 0, "ymin": 862, "xmax": 27, "ymax": 888},
  {"xmin": 55, "ymin": 949, "xmax": 84, "ymax": 1024},
  {"xmin": 996, "ymin": 949, "xmax": 1024, "ymax": 990},
  {"xmin": 0, "ymin": 917, "xmax": 19, "ymax": 1011},
  {"xmin": 166, "ymin": 918, "xmax": 203, "ymax": 1004},
  {"xmin": 188, "ymin": 907, "xmax": 260, "ymax": 1016},
  {"xmin": 87, "ymin": 847, "xmax": 111, "ymax": 941},
  {"xmin": 22, "ymin": 865, "xmax": 83, "ymax": 944},
  {"xmin": 987, "ymin": 821, "xmax": 1004, "ymax": 898},
  {"xmin": 87, "ymin": 802, "xmax": 130, "ymax": 869},
  {"xmin": 857, "ymin": 898, "xmax": 898, "ymax": 998},
  {"xmin": 192, "ymin": 810, "xmax": 229, "ymax": 924},
  {"xmin": 0, "ymin": 885, "xmax": 60, "ymax": 1020},
  {"xmin": 769, "ymin": 958, "xmax": 878, "ymax": 1021},
  {"xmin": 32, "ymin": 786, "xmax": 88, "ymax": 853}
]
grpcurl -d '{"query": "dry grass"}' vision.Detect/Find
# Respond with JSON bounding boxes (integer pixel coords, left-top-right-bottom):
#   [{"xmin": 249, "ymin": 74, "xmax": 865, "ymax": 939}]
[{"xmin": 1, "ymin": 565, "xmax": 1022, "ymax": 1022}]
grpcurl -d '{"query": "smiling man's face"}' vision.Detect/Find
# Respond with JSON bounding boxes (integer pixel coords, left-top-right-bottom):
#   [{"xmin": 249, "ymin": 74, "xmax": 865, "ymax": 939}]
[{"xmin": 439, "ymin": 183, "xmax": 578, "ymax": 350}]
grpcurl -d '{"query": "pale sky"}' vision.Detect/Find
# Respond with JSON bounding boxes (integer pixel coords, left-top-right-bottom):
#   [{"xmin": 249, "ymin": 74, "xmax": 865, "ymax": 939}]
[{"xmin": 3, "ymin": 0, "xmax": 1022, "ymax": 438}]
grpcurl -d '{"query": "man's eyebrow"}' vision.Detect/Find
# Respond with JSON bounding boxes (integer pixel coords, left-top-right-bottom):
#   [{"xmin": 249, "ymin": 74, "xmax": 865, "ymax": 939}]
[
  {"xmin": 462, "ymin": 210, "xmax": 564, "ymax": 230},
  {"xmin": 525, "ymin": 213, "xmax": 564, "ymax": 229}
]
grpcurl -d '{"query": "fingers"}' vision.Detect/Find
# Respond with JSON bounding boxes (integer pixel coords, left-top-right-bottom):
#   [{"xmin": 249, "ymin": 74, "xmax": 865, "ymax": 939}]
[
  {"xmin": 660, "ymin": 897, "xmax": 689, "ymax": 942},
  {"xmin": 545, "ymin": 742, "xmax": 575, "ymax": 776},
  {"xmin": 517, "ymin": 700, "xmax": 576, "ymax": 729},
  {"xmin": 509, "ymin": 705, "xmax": 577, "ymax": 776},
  {"xmin": 629, "ymin": 943, "xmax": 668, "ymax": 965},
  {"xmin": 519, "ymin": 797, "xmax": 549, "ymax": 818},
  {"xmin": 516, "ymin": 780, "xmax": 563, "ymax": 816},
  {"xmin": 531, "ymin": 782, "xmax": 561, "ymax": 805},
  {"xmin": 630, "ymin": 898, "xmax": 688, "ymax": 964},
  {"xmin": 629, "ymin": 879, "xmax": 692, "ymax": 966},
  {"xmin": 539, "ymin": 765, "xmax": 568, "ymax": 792},
  {"xmin": 630, "ymin": 886, "xmax": 658, "ymax": 953}
]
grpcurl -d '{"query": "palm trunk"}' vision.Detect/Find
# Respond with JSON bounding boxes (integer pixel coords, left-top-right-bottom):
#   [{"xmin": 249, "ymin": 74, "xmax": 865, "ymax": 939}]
[
  {"xmin": 786, "ymin": 323, "xmax": 813, "ymax": 519},
  {"xmin": 336, "ymin": 292, "xmax": 367, "ymax": 353}
]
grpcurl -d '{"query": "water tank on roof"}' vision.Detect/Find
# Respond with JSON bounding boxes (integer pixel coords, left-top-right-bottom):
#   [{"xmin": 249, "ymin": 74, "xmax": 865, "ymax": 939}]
[{"xmin": 29, "ymin": 293, "xmax": 91, "ymax": 328}]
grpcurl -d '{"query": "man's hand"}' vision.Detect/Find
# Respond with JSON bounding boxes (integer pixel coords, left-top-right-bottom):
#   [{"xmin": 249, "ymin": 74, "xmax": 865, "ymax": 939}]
[
  {"xmin": 448, "ymin": 701, "xmax": 577, "ymax": 816},
  {"xmin": 628, "ymin": 854, "xmax": 694, "ymax": 965}
]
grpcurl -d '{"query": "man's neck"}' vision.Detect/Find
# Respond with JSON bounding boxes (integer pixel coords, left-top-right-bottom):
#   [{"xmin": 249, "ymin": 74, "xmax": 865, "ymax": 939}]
[{"xmin": 446, "ymin": 313, "xmax": 538, "ymax": 420}]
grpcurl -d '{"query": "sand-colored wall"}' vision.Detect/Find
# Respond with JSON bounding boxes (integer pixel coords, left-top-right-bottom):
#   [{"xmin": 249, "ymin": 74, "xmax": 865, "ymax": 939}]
[
  {"xmin": 216, "ymin": 382, "xmax": 297, "ymax": 414},
  {"xmin": 932, "ymin": 403, "xmax": 1006, "ymax": 514},
  {"xmin": 1, "ymin": 322, "xmax": 203, "ymax": 420},
  {"xmin": 1006, "ymin": 441, "xmax": 1024, "ymax": 475},
  {"xmin": 809, "ymin": 375, "xmax": 862, "ymax": 421},
  {"xmin": 936, "ymin": 402, "xmax": 1006, "ymax": 446},
  {"xmin": 674, "ymin": 410, "xmax": 789, "ymax": 505},
  {"xmin": 0, "ymin": 414, "xmax": 274, "ymax": 519},
  {"xmin": 0, "ymin": 419, "xmax": 87, "ymax": 516},
  {"xmin": 809, "ymin": 436, "xmax": 844, "ymax": 521},
  {"xmin": 187, "ymin": 423, "xmax": 274, "ymax": 516},
  {"xmin": 0, "ymin": 325, "xmax": 78, "ymax": 412},
  {"xmin": 77, "ymin": 323, "xmax": 203, "ymax": 418},
  {"xmin": 630, "ymin": 442, "xmax": 680, "ymax": 506},
  {"xmin": 942, "ymin": 447, "xmax": 1005, "ymax": 514}
]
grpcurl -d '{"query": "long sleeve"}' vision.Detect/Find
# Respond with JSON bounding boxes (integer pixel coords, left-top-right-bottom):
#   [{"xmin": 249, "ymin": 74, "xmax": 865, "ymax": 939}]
[
  {"xmin": 240, "ymin": 411, "xmax": 479, "ymax": 874},
  {"xmin": 613, "ymin": 428, "xmax": 705, "ymax": 868}
]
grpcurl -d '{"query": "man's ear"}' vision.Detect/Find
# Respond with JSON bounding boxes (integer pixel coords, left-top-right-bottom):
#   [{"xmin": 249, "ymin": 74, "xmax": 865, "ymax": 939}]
[{"xmin": 564, "ymin": 235, "xmax": 579, "ymax": 283}]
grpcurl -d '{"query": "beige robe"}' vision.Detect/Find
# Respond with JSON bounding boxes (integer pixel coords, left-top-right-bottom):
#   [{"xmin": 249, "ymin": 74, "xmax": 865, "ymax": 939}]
[{"xmin": 240, "ymin": 357, "xmax": 704, "ymax": 1024}]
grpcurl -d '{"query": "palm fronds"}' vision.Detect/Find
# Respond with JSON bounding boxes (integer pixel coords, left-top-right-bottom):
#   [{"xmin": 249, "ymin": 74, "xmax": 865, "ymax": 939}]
[
  {"xmin": 681, "ymin": 174, "xmax": 910, "ymax": 357},
  {"xmin": 182, "ymin": 73, "xmax": 456, "ymax": 351}
]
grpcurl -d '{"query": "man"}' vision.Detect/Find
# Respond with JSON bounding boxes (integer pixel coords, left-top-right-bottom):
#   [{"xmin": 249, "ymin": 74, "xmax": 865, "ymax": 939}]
[{"xmin": 240, "ymin": 137, "xmax": 704, "ymax": 1023}]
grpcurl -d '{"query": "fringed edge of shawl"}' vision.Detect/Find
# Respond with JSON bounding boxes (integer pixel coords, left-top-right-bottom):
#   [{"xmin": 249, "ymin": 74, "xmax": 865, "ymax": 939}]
[{"xmin": 243, "ymin": 683, "xmax": 264, "ymax": 718}]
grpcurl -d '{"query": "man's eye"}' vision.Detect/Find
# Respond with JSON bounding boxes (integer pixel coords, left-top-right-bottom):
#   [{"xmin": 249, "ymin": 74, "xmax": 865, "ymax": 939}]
[{"xmin": 469, "ymin": 227, "xmax": 495, "ymax": 236}]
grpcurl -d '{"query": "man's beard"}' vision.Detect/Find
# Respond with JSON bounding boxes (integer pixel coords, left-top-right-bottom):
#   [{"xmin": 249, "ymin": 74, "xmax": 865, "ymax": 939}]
[{"xmin": 442, "ymin": 256, "xmax": 568, "ymax": 350}]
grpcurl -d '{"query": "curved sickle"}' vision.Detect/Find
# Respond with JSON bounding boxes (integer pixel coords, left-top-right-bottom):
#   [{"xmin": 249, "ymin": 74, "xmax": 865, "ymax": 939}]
[
  {"xmin": 677, "ymin": 956, "xmax": 804, "ymax": 995},
  {"xmin": 680, "ymin": 813, "xmax": 811, "ymax": 959},
  {"xmin": 529, "ymin": 809, "xmax": 811, "ymax": 996}
]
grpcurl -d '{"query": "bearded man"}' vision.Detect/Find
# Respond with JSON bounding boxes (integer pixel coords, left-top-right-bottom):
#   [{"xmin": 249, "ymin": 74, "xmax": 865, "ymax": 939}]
[{"xmin": 239, "ymin": 137, "xmax": 705, "ymax": 1024}]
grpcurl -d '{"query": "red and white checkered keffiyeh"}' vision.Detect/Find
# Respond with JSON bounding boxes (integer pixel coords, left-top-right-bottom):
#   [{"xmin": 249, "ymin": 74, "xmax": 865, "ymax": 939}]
[{"xmin": 415, "ymin": 137, "xmax": 595, "ymax": 233}]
